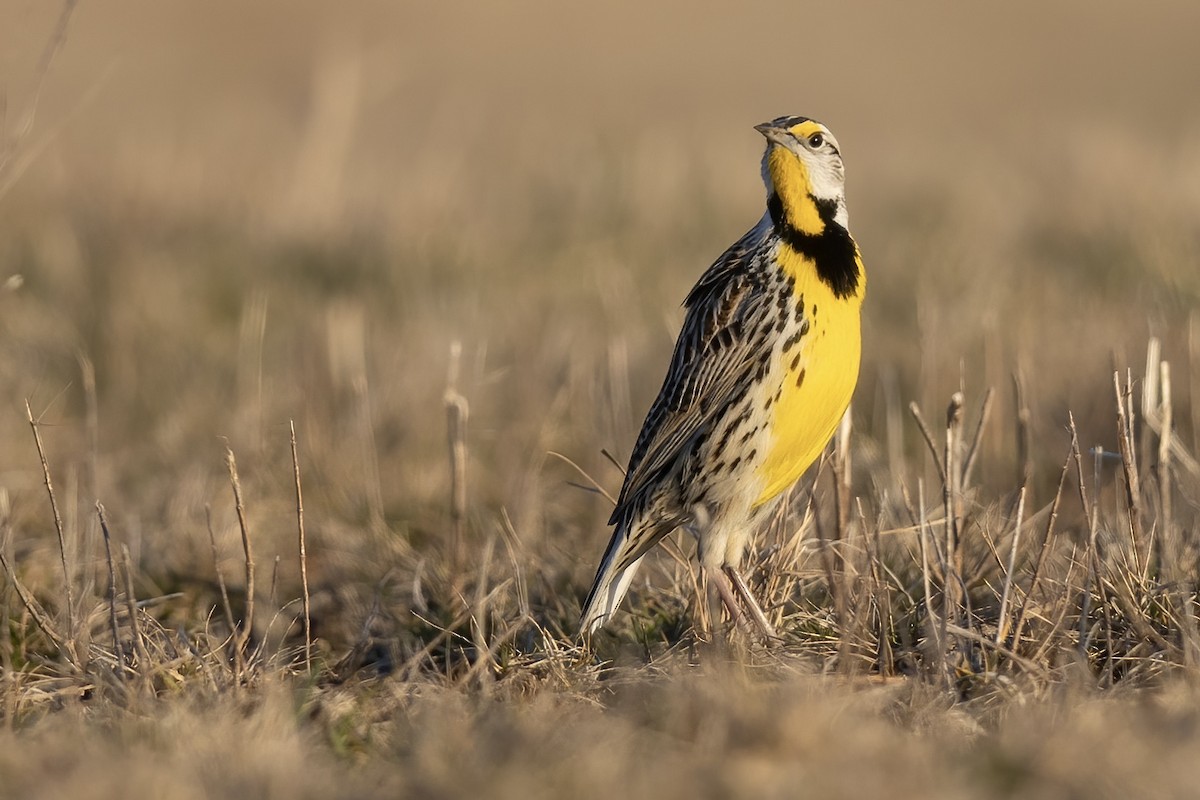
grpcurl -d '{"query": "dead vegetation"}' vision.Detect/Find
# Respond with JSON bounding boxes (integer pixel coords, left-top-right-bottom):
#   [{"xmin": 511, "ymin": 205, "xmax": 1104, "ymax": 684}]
[{"xmin": 3, "ymin": 1, "xmax": 1200, "ymax": 797}]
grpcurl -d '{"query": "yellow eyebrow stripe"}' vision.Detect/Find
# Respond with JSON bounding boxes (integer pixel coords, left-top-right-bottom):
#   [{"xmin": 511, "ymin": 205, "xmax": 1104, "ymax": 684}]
[{"xmin": 788, "ymin": 120, "xmax": 825, "ymax": 138}]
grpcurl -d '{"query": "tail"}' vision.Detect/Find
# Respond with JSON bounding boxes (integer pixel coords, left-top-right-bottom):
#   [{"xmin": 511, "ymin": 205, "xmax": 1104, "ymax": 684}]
[
  {"xmin": 580, "ymin": 510, "xmax": 680, "ymax": 635},
  {"xmin": 579, "ymin": 518, "xmax": 646, "ymax": 635}
]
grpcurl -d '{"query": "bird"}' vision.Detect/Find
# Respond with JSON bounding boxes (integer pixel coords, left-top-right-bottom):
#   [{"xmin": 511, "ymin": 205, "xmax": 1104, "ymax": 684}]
[{"xmin": 579, "ymin": 115, "xmax": 865, "ymax": 640}]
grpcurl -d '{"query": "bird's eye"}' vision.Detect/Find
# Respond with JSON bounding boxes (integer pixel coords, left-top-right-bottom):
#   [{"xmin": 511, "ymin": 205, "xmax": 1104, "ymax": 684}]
[{"xmin": 807, "ymin": 133, "xmax": 825, "ymax": 148}]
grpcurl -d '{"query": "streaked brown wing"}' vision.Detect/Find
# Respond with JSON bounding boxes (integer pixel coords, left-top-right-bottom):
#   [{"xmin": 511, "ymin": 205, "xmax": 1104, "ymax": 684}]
[{"xmin": 610, "ymin": 219, "xmax": 774, "ymax": 524}]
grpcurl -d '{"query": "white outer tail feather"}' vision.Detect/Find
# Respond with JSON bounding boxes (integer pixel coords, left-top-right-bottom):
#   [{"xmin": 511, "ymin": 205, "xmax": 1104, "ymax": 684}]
[{"xmin": 579, "ymin": 542, "xmax": 646, "ymax": 635}]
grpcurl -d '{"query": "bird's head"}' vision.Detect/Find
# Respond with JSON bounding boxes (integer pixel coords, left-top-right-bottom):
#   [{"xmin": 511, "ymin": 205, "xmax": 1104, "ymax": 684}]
[{"xmin": 756, "ymin": 116, "xmax": 848, "ymax": 234}]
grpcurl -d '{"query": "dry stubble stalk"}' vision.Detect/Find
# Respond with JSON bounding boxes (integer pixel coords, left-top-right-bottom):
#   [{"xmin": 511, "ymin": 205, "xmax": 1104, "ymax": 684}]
[
  {"xmin": 1009, "ymin": 449, "xmax": 1071, "ymax": 656},
  {"xmin": 25, "ymin": 399, "xmax": 78, "ymax": 668},
  {"xmin": 445, "ymin": 342, "xmax": 469, "ymax": 577},
  {"xmin": 95, "ymin": 502, "xmax": 124, "ymax": 678},
  {"xmin": 205, "ymin": 505, "xmax": 239, "ymax": 652},
  {"xmin": 1157, "ymin": 362, "xmax": 1173, "ymax": 557},
  {"xmin": 290, "ymin": 421, "xmax": 313, "ymax": 672},
  {"xmin": 916, "ymin": 480, "xmax": 950, "ymax": 688},
  {"xmin": 994, "ymin": 486, "xmax": 1027, "ymax": 648},
  {"xmin": 1013, "ymin": 370, "xmax": 1033, "ymax": 488},
  {"xmin": 1068, "ymin": 416, "xmax": 1103, "ymax": 659},
  {"xmin": 960, "ymin": 387, "xmax": 994, "ymax": 490},
  {"xmin": 225, "ymin": 448, "xmax": 256, "ymax": 661},
  {"xmin": 120, "ymin": 543, "xmax": 151, "ymax": 683},
  {"xmin": 831, "ymin": 412, "xmax": 858, "ymax": 670},
  {"xmin": 909, "ymin": 401, "xmax": 946, "ymax": 485},
  {"xmin": 943, "ymin": 393, "xmax": 964, "ymax": 631},
  {"xmin": 1113, "ymin": 371, "xmax": 1146, "ymax": 574},
  {"xmin": 862, "ymin": 498, "xmax": 893, "ymax": 675},
  {"xmin": 811, "ymin": 478, "xmax": 843, "ymax": 632},
  {"xmin": 1154, "ymin": 362, "xmax": 1199, "ymax": 661}
]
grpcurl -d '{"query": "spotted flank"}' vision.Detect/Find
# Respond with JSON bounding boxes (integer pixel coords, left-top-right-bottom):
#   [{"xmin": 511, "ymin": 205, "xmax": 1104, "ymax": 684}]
[{"xmin": 580, "ymin": 116, "xmax": 866, "ymax": 638}]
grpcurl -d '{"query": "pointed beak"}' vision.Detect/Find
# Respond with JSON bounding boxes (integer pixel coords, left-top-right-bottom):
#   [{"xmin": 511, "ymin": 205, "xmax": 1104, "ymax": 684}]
[{"xmin": 754, "ymin": 122, "xmax": 792, "ymax": 146}]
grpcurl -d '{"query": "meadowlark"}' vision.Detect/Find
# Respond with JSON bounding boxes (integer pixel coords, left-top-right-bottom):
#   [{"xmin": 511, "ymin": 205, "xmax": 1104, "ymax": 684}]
[{"xmin": 580, "ymin": 116, "xmax": 865, "ymax": 640}]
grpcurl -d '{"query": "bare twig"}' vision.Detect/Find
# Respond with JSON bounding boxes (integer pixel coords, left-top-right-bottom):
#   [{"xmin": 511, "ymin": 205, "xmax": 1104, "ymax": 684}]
[
  {"xmin": 225, "ymin": 447, "xmax": 256, "ymax": 661},
  {"xmin": 1069, "ymin": 417, "xmax": 1101, "ymax": 657},
  {"xmin": 917, "ymin": 480, "xmax": 948, "ymax": 687},
  {"xmin": 909, "ymin": 401, "xmax": 946, "ymax": 484},
  {"xmin": 961, "ymin": 387, "xmax": 994, "ymax": 489},
  {"xmin": 1010, "ymin": 447, "xmax": 1071, "ymax": 653},
  {"xmin": 95, "ymin": 503, "xmax": 124, "ymax": 679},
  {"xmin": 549, "ymin": 451, "xmax": 618, "ymax": 507},
  {"xmin": 942, "ymin": 393, "xmax": 964, "ymax": 630},
  {"xmin": 120, "ymin": 544, "xmax": 151, "ymax": 683},
  {"xmin": 832, "ymin": 408, "xmax": 853, "ymax": 557},
  {"xmin": 25, "ymin": 399, "xmax": 77, "ymax": 665},
  {"xmin": 995, "ymin": 485, "xmax": 1027, "ymax": 647},
  {"xmin": 1142, "ymin": 338, "xmax": 1200, "ymax": 480},
  {"xmin": 1113, "ymin": 371, "xmax": 1146, "ymax": 575},
  {"xmin": 269, "ymin": 555, "xmax": 281, "ymax": 609},
  {"xmin": 600, "ymin": 448, "xmax": 628, "ymax": 477},
  {"xmin": 471, "ymin": 532, "xmax": 497, "ymax": 690},
  {"xmin": 290, "ymin": 420, "xmax": 313, "ymax": 673},
  {"xmin": 862, "ymin": 498, "xmax": 893, "ymax": 676}
]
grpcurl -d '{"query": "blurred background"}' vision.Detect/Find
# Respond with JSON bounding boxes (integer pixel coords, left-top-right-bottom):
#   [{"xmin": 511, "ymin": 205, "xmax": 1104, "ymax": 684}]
[{"xmin": 1, "ymin": 0, "xmax": 1199, "ymax": 640}]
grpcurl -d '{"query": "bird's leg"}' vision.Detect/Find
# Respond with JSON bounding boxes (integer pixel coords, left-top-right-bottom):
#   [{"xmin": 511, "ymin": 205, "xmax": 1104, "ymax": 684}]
[
  {"xmin": 724, "ymin": 565, "xmax": 778, "ymax": 642},
  {"xmin": 705, "ymin": 566, "xmax": 753, "ymax": 637}
]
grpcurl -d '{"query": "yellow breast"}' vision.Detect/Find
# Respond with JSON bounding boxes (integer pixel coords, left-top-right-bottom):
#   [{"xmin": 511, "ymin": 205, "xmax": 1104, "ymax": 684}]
[{"xmin": 753, "ymin": 245, "xmax": 864, "ymax": 506}]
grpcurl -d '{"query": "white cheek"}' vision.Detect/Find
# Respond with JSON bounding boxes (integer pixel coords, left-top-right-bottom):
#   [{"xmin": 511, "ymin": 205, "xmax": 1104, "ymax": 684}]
[{"xmin": 808, "ymin": 161, "xmax": 841, "ymax": 199}]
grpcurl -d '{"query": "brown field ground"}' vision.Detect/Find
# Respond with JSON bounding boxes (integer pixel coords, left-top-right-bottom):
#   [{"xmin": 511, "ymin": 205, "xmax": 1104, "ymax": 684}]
[{"xmin": 3, "ymin": 1, "xmax": 1200, "ymax": 797}]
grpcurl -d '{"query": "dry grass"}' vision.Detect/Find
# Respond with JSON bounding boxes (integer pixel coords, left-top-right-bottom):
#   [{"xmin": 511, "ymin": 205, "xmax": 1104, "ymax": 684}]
[{"xmin": 3, "ymin": 1, "xmax": 1200, "ymax": 797}]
